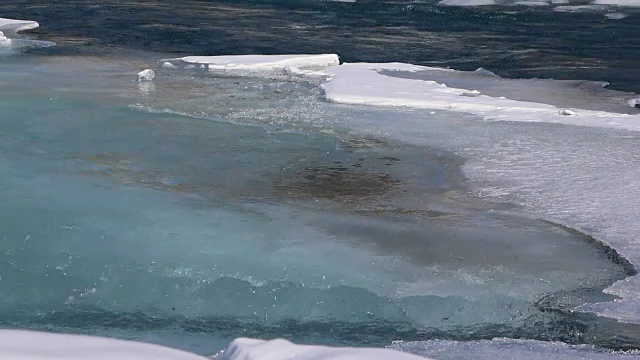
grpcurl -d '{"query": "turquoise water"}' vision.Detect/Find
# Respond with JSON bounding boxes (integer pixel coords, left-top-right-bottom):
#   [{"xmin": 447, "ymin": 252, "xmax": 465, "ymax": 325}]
[{"xmin": 1, "ymin": 0, "xmax": 639, "ymax": 356}]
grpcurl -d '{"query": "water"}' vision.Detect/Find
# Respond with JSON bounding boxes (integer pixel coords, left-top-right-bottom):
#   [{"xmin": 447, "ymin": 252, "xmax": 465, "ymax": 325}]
[{"xmin": 0, "ymin": 1, "xmax": 639, "ymax": 357}]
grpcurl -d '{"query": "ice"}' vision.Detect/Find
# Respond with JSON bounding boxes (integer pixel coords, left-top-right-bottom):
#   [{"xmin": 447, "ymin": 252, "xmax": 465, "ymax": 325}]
[
  {"xmin": 214, "ymin": 338, "xmax": 431, "ymax": 360},
  {"xmin": 0, "ymin": 17, "xmax": 39, "ymax": 33},
  {"xmin": 138, "ymin": 69, "xmax": 155, "ymax": 82},
  {"xmin": 390, "ymin": 338, "xmax": 640, "ymax": 359},
  {"xmin": 438, "ymin": 0, "xmax": 497, "ymax": 6},
  {"xmin": 151, "ymin": 53, "xmax": 640, "ymax": 325},
  {"xmin": 163, "ymin": 54, "xmax": 339, "ymax": 73},
  {"xmin": 0, "ymin": 17, "xmax": 38, "ymax": 47},
  {"xmin": 0, "ymin": 17, "xmax": 54, "ymax": 49},
  {"xmin": 0, "ymin": 330, "xmax": 207, "ymax": 360},
  {"xmin": 321, "ymin": 62, "xmax": 640, "ymax": 131},
  {"xmin": 594, "ymin": 0, "xmax": 640, "ymax": 5},
  {"xmin": 605, "ymin": 12, "xmax": 629, "ymax": 18}
]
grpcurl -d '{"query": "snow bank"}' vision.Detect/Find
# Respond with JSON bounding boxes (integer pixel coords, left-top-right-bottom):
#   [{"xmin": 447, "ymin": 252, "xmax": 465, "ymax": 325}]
[
  {"xmin": 163, "ymin": 54, "xmax": 339, "ymax": 73},
  {"xmin": 213, "ymin": 338, "xmax": 432, "ymax": 360},
  {"xmin": 0, "ymin": 330, "xmax": 207, "ymax": 360}
]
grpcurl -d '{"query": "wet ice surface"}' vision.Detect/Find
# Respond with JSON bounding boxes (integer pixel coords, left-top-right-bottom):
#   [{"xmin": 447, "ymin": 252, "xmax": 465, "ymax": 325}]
[{"xmin": 2, "ymin": 53, "xmax": 640, "ymax": 355}]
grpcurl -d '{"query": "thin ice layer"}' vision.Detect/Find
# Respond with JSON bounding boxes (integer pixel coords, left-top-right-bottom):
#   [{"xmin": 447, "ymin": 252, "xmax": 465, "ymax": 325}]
[
  {"xmin": 0, "ymin": 330, "xmax": 207, "ymax": 360},
  {"xmin": 390, "ymin": 338, "xmax": 640, "ymax": 359},
  {"xmin": 321, "ymin": 63, "xmax": 640, "ymax": 131}
]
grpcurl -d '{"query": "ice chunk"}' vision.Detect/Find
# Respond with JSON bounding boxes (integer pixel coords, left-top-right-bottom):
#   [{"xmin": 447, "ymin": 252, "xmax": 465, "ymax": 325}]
[
  {"xmin": 214, "ymin": 338, "xmax": 432, "ymax": 360},
  {"xmin": 605, "ymin": 12, "xmax": 629, "ymax": 18},
  {"xmin": 0, "ymin": 17, "xmax": 54, "ymax": 49},
  {"xmin": 138, "ymin": 68, "xmax": 155, "ymax": 82},
  {"xmin": 0, "ymin": 330, "xmax": 207, "ymax": 360},
  {"xmin": 0, "ymin": 17, "xmax": 39, "ymax": 33},
  {"xmin": 164, "ymin": 54, "xmax": 339, "ymax": 73}
]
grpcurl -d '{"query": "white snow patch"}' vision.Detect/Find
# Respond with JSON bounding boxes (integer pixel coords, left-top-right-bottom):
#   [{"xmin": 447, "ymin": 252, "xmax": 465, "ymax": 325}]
[
  {"xmin": 213, "ymin": 338, "xmax": 433, "ymax": 360},
  {"xmin": 0, "ymin": 330, "xmax": 207, "ymax": 360}
]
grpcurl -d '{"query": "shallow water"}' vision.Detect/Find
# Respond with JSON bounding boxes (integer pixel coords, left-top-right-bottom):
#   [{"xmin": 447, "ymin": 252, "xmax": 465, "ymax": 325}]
[{"xmin": 1, "ymin": 0, "xmax": 640, "ymax": 357}]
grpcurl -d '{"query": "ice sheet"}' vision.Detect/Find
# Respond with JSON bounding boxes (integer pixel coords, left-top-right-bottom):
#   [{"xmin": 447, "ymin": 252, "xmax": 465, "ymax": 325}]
[
  {"xmin": 0, "ymin": 330, "xmax": 207, "ymax": 360},
  {"xmin": 321, "ymin": 62, "xmax": 640, "ymax": 131}
]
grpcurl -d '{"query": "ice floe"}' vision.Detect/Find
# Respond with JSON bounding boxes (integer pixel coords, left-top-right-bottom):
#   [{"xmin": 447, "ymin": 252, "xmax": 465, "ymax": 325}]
[
  {"xmin": 321, "ymin": 62, "xmax": 640, "ymax": 132},
  {"xmin": 163, "ymin": 54, "xmax": 339, "ymax": 74},
  {"xmin": 0, "ymin": 17, "xmax": 54, "ymax": 49}
]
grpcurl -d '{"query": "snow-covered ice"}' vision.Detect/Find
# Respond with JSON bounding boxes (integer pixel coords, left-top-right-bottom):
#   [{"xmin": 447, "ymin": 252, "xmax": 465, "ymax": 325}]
[
  {"xmin": 321, "ymin": 62, "xmax": 640, "ymax": 131},
  {"xmin": 163, "ymin": 54, "xmax": 339, "ymax": 73},
  {"xmin": 0, "ymin": 17, "xmax": 54, "ymax": 49}
]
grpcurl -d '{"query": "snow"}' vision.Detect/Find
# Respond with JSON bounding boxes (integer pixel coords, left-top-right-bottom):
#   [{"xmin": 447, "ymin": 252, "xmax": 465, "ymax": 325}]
[
  {"xmin": 321, "ymin": 62, "xmax": 640, "ymax": 132},
  {"xmin": 164, "ymin": 54, "xmax": 339, "ymax": 73},
  {"xmin": 0, "ymin": 330, "xmax": 207, "ymax": 360},
  {"xmin": 213, "ymin": 338, "xmax": 432, "ymax": 360}
]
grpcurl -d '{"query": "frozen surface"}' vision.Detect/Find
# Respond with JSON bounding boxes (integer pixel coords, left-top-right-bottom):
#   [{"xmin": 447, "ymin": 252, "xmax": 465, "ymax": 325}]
[
  {"xmin": 214, "ymin": 338, "xmax": 432, "ymax": 360},
  {"xmin": 321, "ymin": 63, "xmax": 640, "ymax": 132},
  {"xmin": 0, "ymin": 330, "xmax": 207, "ymax": 360},
  {"xmin": 156, "ymin": 54, "xmax": 640, "ymax": 325},
  {"xmin": 390, "ymin": 338, "xmax": 640, "ymax": 359}
]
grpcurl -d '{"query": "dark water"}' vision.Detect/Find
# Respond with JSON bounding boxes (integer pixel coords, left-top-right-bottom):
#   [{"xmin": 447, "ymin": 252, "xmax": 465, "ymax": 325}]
[{"xmin": 1, "ymin": 0, "xmax": 638, "ymax": 92}]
